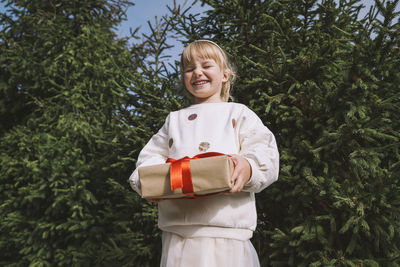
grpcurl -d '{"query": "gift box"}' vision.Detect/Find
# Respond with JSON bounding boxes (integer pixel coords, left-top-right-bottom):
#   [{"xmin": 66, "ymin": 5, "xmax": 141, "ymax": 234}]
[{"xmin": 138, "ymin": 154, "xmax": 234, "ymax": 199}]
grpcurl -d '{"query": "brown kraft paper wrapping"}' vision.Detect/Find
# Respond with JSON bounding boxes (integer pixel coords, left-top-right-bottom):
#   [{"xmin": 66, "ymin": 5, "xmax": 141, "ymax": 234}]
[{"xmin": 139, "ymin": 155, "xmax": 234, "ymax": 199}]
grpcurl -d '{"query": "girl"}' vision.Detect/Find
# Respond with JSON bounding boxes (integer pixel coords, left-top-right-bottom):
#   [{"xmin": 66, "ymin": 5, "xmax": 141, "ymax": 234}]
[{"xmin": 129, "ymin": 40, "xmax": 279, "ymax": 267}]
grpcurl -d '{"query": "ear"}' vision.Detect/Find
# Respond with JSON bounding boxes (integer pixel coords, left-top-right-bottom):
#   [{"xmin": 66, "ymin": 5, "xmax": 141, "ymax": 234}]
[{"xmin": 222, "ymin": 69, "xmax": 230, "ymax": 83}]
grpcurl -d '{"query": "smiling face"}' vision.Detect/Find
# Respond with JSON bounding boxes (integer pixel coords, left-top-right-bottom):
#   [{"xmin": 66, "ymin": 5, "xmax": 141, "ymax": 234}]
[
  {"xmin": 180, "ymin": 41, "xmax": 233, "ymax": 103},
  {"xmin": 183, "ymin": 55, "xmax": 229, "ymax": 104}
]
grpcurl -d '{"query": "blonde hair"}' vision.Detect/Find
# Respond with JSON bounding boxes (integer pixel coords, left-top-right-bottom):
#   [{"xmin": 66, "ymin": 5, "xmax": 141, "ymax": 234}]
[{"xmin": 180, "ymin": 40, "xmax": 236, "ymax": 102}]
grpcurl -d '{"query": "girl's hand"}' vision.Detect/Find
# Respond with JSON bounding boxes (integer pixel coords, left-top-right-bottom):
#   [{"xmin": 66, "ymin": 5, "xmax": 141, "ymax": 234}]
[{"xmin": 229, "ymin": 154, "xmax": 252, "ymax": 193}]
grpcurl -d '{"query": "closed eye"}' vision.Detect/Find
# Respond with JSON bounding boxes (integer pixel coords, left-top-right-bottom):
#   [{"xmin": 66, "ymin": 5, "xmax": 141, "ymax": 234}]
[{"xmin": 184, "ymin": 68, "xmax": 194, "ymax": 73}]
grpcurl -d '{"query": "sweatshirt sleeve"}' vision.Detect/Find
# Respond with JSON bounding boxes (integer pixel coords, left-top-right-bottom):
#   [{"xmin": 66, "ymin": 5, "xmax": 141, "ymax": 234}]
[
  {"xmin": 128, "ymin": 114, "xmax": 170, "ymax": 195},
  {"xmin": 238, "ymin": 107, "xmax": 279, "ymax": 193}
]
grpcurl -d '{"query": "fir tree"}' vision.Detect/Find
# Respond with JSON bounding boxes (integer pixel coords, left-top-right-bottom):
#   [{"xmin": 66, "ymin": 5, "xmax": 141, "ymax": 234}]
[
  {"xmin": 0, "ymin": 0, "xmax": 180, "ymax": 265},
  {"xmin": 171, "ymin": 0, "xmax": 400, "ymax": 265}
]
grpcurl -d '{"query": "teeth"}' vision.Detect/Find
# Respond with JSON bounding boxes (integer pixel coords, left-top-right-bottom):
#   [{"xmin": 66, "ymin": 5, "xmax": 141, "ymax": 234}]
[{"xmin": 194, "ymin": 81, "xmax": 208, "ymax": 85}]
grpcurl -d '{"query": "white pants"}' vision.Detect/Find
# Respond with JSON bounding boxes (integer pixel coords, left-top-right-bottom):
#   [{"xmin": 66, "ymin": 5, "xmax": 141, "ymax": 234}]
[{"xmin": 160, "ymin": 231, "xmax": 261, "ymax": 267}]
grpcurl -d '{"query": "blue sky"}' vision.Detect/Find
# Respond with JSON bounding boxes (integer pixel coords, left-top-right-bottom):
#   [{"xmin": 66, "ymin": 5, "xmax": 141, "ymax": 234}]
[
  {"xmin": 118, "ymin": 0, "xmax": 209, "ymax": 65},
  {"xmin": 118, "ymin": 0, "xmax": 208, "ymax": 37}
]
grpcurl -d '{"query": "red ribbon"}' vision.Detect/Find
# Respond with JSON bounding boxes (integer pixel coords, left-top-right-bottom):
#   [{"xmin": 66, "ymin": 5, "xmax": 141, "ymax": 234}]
[{"xmin": 166, "ymin": 152, "xmax": 229, "ymax": 197}]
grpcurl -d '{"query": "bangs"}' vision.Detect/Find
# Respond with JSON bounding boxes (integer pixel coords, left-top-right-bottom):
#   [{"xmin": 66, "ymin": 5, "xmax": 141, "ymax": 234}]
[{"xmin": 180, "ymin": 41, "xmax": 225, "ymax": 70}]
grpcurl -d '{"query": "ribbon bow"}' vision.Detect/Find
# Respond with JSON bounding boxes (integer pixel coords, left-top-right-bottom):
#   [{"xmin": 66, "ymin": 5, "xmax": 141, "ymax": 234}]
[{"xmin": 166, "ymin": 152, "xmax": 228, "ymax": 196}]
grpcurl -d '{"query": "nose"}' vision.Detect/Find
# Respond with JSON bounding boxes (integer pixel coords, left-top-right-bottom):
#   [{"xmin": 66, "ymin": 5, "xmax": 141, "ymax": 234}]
[{"xmin": 192, "ymin": 67, "xmax": 203, "ymax": 77}]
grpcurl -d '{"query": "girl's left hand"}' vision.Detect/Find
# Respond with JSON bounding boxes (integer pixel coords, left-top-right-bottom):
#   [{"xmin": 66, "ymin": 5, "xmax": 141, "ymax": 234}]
[{"xmin": 229, "ymin": 154, "xmax": 252, "ymax": 193}]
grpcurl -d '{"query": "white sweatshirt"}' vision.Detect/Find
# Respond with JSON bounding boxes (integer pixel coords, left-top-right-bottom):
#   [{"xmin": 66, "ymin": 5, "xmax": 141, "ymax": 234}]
[{"xmin": 129, "ymin": 102, "xmax": 279, "ymax": 241}]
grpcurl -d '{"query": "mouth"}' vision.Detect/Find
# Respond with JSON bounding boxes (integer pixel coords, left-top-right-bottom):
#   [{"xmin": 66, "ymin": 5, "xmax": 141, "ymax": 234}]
[{"xmin": 192, "ymin": 80, "xmax": 209, "ymax": 86}]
